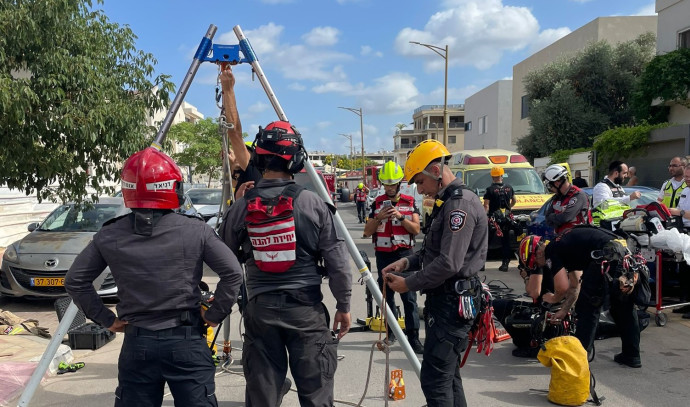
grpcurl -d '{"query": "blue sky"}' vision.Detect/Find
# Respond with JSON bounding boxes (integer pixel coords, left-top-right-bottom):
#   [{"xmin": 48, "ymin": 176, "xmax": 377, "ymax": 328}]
[{"xmin": 98, "ymin": 0, "xmax": 656, "ymax": 155}]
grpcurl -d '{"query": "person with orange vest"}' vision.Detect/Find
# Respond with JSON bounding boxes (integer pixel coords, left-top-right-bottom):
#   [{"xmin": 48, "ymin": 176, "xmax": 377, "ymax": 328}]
[
  {"xmin": 355, "ymin": 182, "xmax": 369, "ymax": 223},
  {"xmin": 363, "ymin": 161, "xmax": 423, "ymax": 352},
  {"xmin": 543, "ymin": 164, "xmax": 592, "ymax": 234}
]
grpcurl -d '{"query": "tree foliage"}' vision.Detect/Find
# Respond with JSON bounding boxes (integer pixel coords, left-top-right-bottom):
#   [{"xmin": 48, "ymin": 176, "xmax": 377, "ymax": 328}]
[
  {"xmin": 633, "ymin": 48, "xmax": 690, "ymax": 123},
  {"xmin": 168, "ymin": 118, "xmax": 223, "ymax": 186},
  {"xmin": 0, "ymin": 0, "xmax": 174, "ymax": 203},
  {"xmin": 322, "ymin": 154, "xmax": 375, "ymax": 170},
  {"xmin": 592, "ymin": 122, "xmax": 669, "ymax": 167},
  {"xmin": 517, "ymin": 33, "xmax": 656, "ymax": 161}
]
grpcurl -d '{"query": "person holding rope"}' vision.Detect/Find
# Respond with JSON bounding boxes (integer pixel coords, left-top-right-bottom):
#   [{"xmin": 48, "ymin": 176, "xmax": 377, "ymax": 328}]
[
  {"xmin": 66, "ymin": 148, "xmax": 244, "ymax": 406},
  {"xmin": 383, "ymin": 140, "xmax": 488, "ymax": 406},
  {"xmin": 219, "ymin": 63, "xmax": 262, "ymax": 198},
  {"xmin": 221, "ymin": 121, "xmax": 352, "ymax": 406}
]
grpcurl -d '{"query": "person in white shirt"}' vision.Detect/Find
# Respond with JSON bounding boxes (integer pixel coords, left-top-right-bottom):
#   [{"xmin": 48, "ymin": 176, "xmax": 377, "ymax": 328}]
[
  {"xmin": 592, "ymin": 160, "xmax": 641, "ymax": 207},
  {"xmin": 657, "ymin": 156, "xmax": 688, "ymax": 208},
  {"xmin": 668, "ymin": 165, "xmax": 690, "ymax": 318}
]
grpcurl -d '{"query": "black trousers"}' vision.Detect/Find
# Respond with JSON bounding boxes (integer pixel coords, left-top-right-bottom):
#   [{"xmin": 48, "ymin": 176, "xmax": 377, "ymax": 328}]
[
  {"xmin": 376, "ymin": 249, "xmax": 420, "ymax": 331},
  {"xmin": 356, "ymin": 201, "xmax": 366, "ymax": 221},
  {"xmin": 575, "ymin": 263, "xmax": 640, "ymax": 359},
  {"xmin": 420, "ymin": 293, "xmax": 472, "ymax": 407},
  {"xmin": 115, "ymin": 326, "xmax": 217, "ymax": 407},
  {"xmin": 243, "ymin": 291, "xmax": 338, "ymax": 407},
  {"xmin": 499, "ymin": 225, "xmax": 513, "ymax": 263}
]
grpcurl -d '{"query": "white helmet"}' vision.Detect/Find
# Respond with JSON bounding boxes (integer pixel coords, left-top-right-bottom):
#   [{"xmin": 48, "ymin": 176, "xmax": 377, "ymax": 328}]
[{"xmin": 543, "ymin": 164, "xmax": 568, "ymax": 183}]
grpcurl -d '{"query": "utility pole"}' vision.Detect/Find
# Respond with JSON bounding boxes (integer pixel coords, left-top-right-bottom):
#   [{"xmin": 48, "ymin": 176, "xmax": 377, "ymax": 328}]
[
  {"xmin": 339, "ymin": 107, "xmax": 365, "ymax": 186},
  {"xmin": 409, "ymin": 41, "xmax": 449, "ymax": 146},
  {"xmin": 339, "ymin": 133, "xmax": 354, "ymax": 169}
]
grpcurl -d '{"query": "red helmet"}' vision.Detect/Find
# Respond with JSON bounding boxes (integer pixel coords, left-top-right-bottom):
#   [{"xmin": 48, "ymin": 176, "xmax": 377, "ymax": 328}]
[
  {"xmin": 518, "ymin": 235, "xmax": 543, "ymax": 271},
  {"xmin": 121, "ymin": 147, "xmax": 184, "ymax": 209},
  {"xmin": 254, "ymin": 121, "xmax": 306, "ymax": 173}
]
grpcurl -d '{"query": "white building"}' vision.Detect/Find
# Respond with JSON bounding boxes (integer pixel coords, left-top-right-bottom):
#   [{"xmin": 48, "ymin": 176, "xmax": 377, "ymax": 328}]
[{"xmin": 464, "ymin": 80, "xmax": 513, "ymax": 150}]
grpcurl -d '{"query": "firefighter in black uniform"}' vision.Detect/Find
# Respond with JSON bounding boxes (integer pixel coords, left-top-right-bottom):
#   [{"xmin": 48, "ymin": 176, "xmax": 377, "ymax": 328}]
[
  {"xmin": 483, "ymin": 165, "xmax": 516, "ymax": 271},
  {"xmin": 383, "ymin": 140, "xmax": 488, "ymax": 406},
  {"xmin": 524, "ymin": 227, "xmax": 643, "ymax": 368},
  {"xmin": 221, "ymin": 121, "xmax": 352, "ymax": 407},
  {"xmin": 65, "ymin": 147, "xmax": 244, "ymax": 406}
]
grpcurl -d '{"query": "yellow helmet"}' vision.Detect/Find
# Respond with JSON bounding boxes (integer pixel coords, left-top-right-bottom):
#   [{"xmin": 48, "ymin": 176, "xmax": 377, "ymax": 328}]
[
  {"xmin": 379, "ymin": 161, "xmax": 404, "ymax": 185},
  {"xmin": 244, "ymin": 140, "xmax": 255, "ymax": 150},
  {"xmin": 358, "ymin": 182, "xmax": 364, "ymax": 189},
  {"xmin": 404, "ymin": 140, "xmax": 451, "ymax": 184},
  {"xmin": 491, "ymin": 166, "xmax": 504, "ymax": 177}
]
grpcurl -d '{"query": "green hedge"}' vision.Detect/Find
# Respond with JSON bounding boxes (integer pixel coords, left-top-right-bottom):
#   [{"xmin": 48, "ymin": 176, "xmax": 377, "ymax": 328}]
[{"xmin": 593, "ymin": 122, "xmax": 670, "ymax": 166}]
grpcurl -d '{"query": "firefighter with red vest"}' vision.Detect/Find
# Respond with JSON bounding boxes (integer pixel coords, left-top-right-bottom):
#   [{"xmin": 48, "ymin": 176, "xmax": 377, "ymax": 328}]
[
  {"xmin": 363, "ymin": 161, "xmax": 423, "ymax": 352},
  {"xmin": 221, "ymin": 121, "xmax": 352, "ymax": 407},
  {"xmin": 543, "ymin": 164, "xmax": 592, "ymax": 234},
  {"xmin": 355, "ymin": 182, "xmax": 369, "ymax": 223}
]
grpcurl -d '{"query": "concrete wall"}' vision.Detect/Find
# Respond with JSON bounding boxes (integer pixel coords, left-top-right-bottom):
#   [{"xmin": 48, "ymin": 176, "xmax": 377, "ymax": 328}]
[
  {"xmin": 656, "ymin": 0, "xmax": 690, "ymax": 53},
  {"xmin": 511, "ymin": 16, "xmax": 658, "ymax": 146},
  {"xmin": 624, "ymin": 124, "xmax": 690, "ymax": 188},
  {"xmin": 464, "ymin": 80, "xmax": 512, "ymax": 150}
]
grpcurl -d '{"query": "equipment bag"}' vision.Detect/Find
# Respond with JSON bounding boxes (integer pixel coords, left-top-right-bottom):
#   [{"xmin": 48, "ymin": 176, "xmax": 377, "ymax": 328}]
[
  {"xmin": 537, "ymin": 336, "xmax": 590, "ymax": 406},
  {"xmin": 245, "ymin": 184, "xmax": 304, "ymax": 273}
]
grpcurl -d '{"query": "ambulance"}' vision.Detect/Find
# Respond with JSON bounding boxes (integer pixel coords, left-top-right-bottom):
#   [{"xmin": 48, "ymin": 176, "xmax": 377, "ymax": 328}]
[{"xmin": 448, "ymin": 149, "xmax": 551, "ymax": 244}]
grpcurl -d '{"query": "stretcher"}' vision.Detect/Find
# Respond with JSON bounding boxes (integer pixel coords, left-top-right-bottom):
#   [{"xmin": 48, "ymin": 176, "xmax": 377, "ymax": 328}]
[{"xmin": 651, "ymin": 250, "xmax": 690, "ymax": 326}]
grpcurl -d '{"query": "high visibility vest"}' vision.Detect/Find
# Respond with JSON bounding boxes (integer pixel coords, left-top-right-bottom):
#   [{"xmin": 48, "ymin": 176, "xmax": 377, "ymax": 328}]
[
  {"xmin": 662, "ymin": 179, "xmax": 686, "ymax": 208},
  {"xmin": 355, "ymin": 188, "xmax": 368, "ymax": 202},
  {"xmin": 551, "ymin": 185, "xmax": 592, "ymax": 234},
  {"xmin": 373, "ymin": 194, "xmax": 415, "ymax": 252}
]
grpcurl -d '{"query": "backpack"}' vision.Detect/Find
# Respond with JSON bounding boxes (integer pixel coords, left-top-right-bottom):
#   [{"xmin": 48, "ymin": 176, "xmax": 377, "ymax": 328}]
[
  {"xmin": 245, "ymin": 184, "xmax": 304, "ymax": 273},
  {"xmin": 537, "ymin": 336, "xmax": 591, "ymax": 406}
]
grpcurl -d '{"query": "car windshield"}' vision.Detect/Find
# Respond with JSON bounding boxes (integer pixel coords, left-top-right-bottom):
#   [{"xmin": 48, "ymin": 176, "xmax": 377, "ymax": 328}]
[
  {"xmin": 39, "ymin": 204, "xmax": 123, "ymax": 232},
  {"xmin": 186, "ymin": 189, "xmax": 222, "ymax": 205},
  {"xmin": 464, "ymin": 168, "xmax": 546, "ymax": 195}
]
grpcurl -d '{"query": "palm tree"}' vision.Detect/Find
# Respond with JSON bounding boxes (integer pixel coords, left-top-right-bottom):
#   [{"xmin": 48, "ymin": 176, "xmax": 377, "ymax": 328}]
[{"xmin": 395, "ymin": 123, "xmax": 408, "ymax": 134}]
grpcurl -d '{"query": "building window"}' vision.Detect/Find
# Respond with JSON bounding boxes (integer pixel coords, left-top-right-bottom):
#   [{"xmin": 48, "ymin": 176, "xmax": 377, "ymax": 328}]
[
  {"xmin": 431, "ymin": 133, "xmax": 436, "ymax": 140},
  {"xmin": 448, "ymin": 135, "xmax": 457, "ymax": 144},
  {"xmin": 680, "ymin": 29, "xmax": 690, "ymax": 49},
  {"xmin": 521, "ymin": 95, "xmax": 530, "ymax": 119},
  {"xmin": 479, "ymin": 116, "xmax": 487, "ymax": 135},
  {"xmin": 465, "ymin": 121, "xmax": 472, "ymax": 131}
]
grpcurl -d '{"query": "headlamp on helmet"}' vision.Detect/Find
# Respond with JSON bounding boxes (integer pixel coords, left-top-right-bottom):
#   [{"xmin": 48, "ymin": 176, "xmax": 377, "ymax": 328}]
[{"xmin": 253, "ymin": 121, "xmax": 307, "ymax": 174}]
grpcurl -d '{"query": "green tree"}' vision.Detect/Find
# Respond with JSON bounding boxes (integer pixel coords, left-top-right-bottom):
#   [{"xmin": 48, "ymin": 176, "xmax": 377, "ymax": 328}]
[
  {"xmin": 633, "ymin": 48, "xmax": 690, "ymax": 123},
  {"xmin": 0, "ymin": 0, "xmax": 174, "ymax": 203},
  {"xmin": 517, "ymin": 33, "xmax": 656, "ymax": 161},
  {"xmin": 168, "ymin": 118, "xmax": 223, "ymax": 187}
]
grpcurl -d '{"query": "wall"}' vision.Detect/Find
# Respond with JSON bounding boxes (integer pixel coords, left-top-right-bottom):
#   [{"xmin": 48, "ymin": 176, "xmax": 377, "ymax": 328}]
[
  {"xmin": 656, "ymin": 0, "xmax": 690, "ymax": 53},
  {"xmin": 464, "ymin": 80, "xmax": 512, "ymax": 150},
  {"xmin": 511, "ymin": 16, "xmax": 658, "ymax": 146}
]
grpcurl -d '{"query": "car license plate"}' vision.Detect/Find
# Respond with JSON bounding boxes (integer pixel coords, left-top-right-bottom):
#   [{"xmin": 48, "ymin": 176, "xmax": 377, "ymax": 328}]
[{"xmin": 30, "ymin": 277, "xmax": 65, "ymax": 287}]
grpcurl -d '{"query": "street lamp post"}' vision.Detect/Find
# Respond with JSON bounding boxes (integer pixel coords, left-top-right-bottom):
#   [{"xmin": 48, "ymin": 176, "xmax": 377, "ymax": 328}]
[
  {"xmin": 338, "ymin": 133, "xmax": 354, "ymax": 169},
  {"xmin": 338, "ymin": 107, "xmax": 366, "ymax": 187},
  {"xmin": 409, "ymin": 41, "xmax": 449, "ymax": 146}
]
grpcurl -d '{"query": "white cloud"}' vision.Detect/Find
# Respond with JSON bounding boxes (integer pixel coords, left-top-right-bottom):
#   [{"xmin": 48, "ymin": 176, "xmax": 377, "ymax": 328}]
[
  {"xmin": 528, "ymin": 27, "xmax": 572, "ymax": 54},
  {"xmin": 247, "ymin": 101, "xmax": 270, "ymax": 114},
  {"xmin": 361, "ymin": 45, "xmax": 383, "ymax": 58},
  {"xmin": 396, "ymin": 0, "xmax": 560, "ymax": 70},
  {"xmin": 635, "ymin": 2, "xmax": 656, "ymax": 15},
  {"xmin": 302, "ymin": 27, "xmax": 340, "ymax": 47},
  {"xmin": 288, "ymin": 82, "xmax": 306, "ymax": 91},
  {"xmin": 315, "ymin": 121, "xmax": 332, "ymax": 129}
]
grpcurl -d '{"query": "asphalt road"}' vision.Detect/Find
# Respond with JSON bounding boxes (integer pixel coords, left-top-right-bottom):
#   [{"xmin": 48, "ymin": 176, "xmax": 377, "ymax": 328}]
[{"xmin": 3, "ymin": 201, "xmax": 690, "ymax": 406}]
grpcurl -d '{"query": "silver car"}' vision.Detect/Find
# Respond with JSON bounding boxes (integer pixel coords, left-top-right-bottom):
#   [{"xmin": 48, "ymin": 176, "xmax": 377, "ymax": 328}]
[{"xmin": 0, "ymin": 197, "xmax": 129, "ymax": 298}]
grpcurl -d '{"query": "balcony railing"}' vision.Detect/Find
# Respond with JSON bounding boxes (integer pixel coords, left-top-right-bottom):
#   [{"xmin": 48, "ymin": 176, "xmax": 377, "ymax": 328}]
[{"xmin": 413, "ymin": 104, "xmax": 465, "ymax": 114}]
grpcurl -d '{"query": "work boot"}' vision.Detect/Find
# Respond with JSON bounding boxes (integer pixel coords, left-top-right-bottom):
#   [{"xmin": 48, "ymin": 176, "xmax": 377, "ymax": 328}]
[
  {"xmin": 613, "ymin": 353, "xmax": 641, "ymax": 368},
  {"xmin": 498, "ymin": 260, "xmax": 509, "ymax": 272},
  {"xmin": 406, "ymin": 329, "xmax": 424, "ymax": 354},
  {"xmin": 276, "ymin": 377, "xmax": 292, "ymax": 406}
]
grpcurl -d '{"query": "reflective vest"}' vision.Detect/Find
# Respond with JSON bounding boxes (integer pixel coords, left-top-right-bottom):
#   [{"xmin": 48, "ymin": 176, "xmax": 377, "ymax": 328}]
[
  {"xmin": 603, "ymin": 178, "xmax": 625, "ymax": 197},
  {"xmin": 355, "ymin": 188, "xmax": 368, "ymax": 202},
  {"xmin": 551, "ymin": 185, "xmax": 592, "ymax": 234},
  {"xmin": 373, "ymin": 194, "xmax": 415, "ymax": 252},
  {"xmin": 662, "ymin": 178, "xmax": 686, "ymax": 208}
]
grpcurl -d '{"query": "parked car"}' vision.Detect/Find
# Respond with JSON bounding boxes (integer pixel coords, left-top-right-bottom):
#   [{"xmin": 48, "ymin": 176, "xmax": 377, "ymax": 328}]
[
  {"xmin": 526, "ymin": 186, "xmax": 661, "ymax": 240},
  {"xmin": 186, "ymin": 188, "xmax": 223, "ymax": 221},
  {"xmin": 0, "ymin": 197, "xmax": 129, "ymax": 298}
]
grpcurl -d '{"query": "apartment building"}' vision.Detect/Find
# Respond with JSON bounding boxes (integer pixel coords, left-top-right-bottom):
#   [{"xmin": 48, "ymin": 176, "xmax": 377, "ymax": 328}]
[
  {"xmin": 511, "ymin": 16, "xmax": 657, "ymax": 146},
  {"xmin": 464, "ymin": 80, "xmax": 513, "ymax": 150},
  {"xmin": 392, "ymin": 104, "xmax": 465, "ymax": 164}
]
